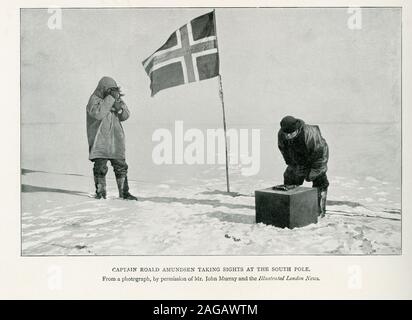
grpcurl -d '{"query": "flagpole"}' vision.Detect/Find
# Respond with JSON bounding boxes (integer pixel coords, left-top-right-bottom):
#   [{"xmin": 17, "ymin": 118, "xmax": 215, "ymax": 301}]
[
  {"xmin": 213, "ymin": 9, "xmax": 230, "ymax": 193},
  {"xmin": 218, "ymin": 74, "xmax": 230, "ymax": 193}
]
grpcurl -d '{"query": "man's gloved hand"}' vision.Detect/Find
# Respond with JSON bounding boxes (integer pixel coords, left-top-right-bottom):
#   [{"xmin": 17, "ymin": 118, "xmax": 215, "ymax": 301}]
[
  {"xmin": 273, "ymin": 184, "xmax": 298, "ymax": 191},
  {"xmin": 306, "ymin": 169, "xmax": 319, "ymax": 182},
  {"xmin": 113, "ymin": 99, "xmax": 123, "ymax": 111},
  {"xmin": 111, "ymin": 99, "xmax": 124, "ymax": 114}
]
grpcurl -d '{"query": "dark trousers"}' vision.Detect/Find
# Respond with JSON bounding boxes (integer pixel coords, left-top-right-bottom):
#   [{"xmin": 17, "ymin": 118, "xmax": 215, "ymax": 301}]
[
  {"xmin": 283, "ymin": 166, "xmax": 329, "ymax": 191},
  {"xmin": 92, "ymin": 158, "xmax": 128, "ymax": 179}
]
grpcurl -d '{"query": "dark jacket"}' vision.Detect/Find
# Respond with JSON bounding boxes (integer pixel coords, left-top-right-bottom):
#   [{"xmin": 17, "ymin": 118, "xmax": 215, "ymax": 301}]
[
  {"xmin": 278, "ymin": 119, "xmax": 329, "ymax": 178},
  {"xmin": 86, "ymin": 77, "xmax": 130, "ymax": 160}
]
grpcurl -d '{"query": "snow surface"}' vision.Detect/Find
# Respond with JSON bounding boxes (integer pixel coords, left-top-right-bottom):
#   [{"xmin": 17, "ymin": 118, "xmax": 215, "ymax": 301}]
[
  {"xmin": 21, "ymin": 170, "xmax": 401, "ymax": 255},
  {"xmin": 21, "ymin": 122, "xmax": 401, "ymax": 255}
]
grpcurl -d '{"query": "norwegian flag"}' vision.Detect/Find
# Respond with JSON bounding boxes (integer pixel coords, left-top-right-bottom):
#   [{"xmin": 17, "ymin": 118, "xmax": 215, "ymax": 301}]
[{"xmin": 142, "ymin": 11, "xmax": 219, "ymax": 96}]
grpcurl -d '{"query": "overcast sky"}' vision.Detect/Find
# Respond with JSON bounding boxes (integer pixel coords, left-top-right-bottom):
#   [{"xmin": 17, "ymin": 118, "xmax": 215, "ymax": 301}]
[{"xmin": 21, "ymin": 7, "xmax": 401, "ymax": 126}]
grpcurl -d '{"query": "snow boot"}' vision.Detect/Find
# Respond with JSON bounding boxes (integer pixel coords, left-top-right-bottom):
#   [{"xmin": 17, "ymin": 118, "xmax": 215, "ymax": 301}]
[
  {"xmin": 318, "ymin": 189, "xmax": 327, "ymax": 218},
  {"xmin": 94, "ymin": 176, "xmax": 106, "ymax": 199},
  {"xmin": 116, "ymin": 176, "xmax": 138, "ymax": 201}
]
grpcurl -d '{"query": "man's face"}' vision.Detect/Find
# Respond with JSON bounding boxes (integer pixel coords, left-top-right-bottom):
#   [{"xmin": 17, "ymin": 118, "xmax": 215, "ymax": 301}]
[
  {"xmin": 106, "ymin": 87, "xmax": 122, "ymax": 99},
  {"xmin": 108, "ymin": 86, "xmax": 120, "ymax": 93},
  {"xmin": 284, "ymin": 129, "xmax": 299, "ymax": 140}
]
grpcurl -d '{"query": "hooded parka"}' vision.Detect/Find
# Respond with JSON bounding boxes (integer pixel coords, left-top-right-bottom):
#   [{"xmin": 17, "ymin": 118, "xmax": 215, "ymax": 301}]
[{"xmin": 86, "ymin": 77, "xmax": 130, "ymax": 160}]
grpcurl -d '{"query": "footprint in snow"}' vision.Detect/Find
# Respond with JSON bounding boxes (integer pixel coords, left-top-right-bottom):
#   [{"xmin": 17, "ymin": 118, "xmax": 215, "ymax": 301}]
[{"xmin": 225, "ymin": 233, "xmax": 241, "ymax": 242}]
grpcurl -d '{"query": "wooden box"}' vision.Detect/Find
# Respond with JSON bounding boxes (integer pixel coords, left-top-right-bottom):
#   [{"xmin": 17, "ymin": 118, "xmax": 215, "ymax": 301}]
[{"xmin": 255, "ymin": 186, "xmax": 319, "ymax": 228}]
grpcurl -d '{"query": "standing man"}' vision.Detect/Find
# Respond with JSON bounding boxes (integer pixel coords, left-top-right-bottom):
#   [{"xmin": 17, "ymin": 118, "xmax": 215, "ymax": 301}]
[
  {"xmin": 277, "ymin": 116, "xmax": 329, "ymax": 217},
  {"xmin": 86, "ymin": 76, "xmax": 137, "ymax": 200}
]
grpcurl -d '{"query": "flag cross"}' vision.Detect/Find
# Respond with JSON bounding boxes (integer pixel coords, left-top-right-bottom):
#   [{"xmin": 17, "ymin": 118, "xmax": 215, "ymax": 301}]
[
  {"xmin": 142, "ymin": 10, "xmax": 231, "ymax": 192},
  {"xmin": 144, "ymin": 23, "xmax": 217, "ymax": 84}
]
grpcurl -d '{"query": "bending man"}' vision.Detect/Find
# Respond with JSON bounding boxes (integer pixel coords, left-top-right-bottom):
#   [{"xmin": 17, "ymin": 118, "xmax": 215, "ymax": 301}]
[{"xmin": 277, "ymin": 115, "xmax": 329, "ymax": 217}]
